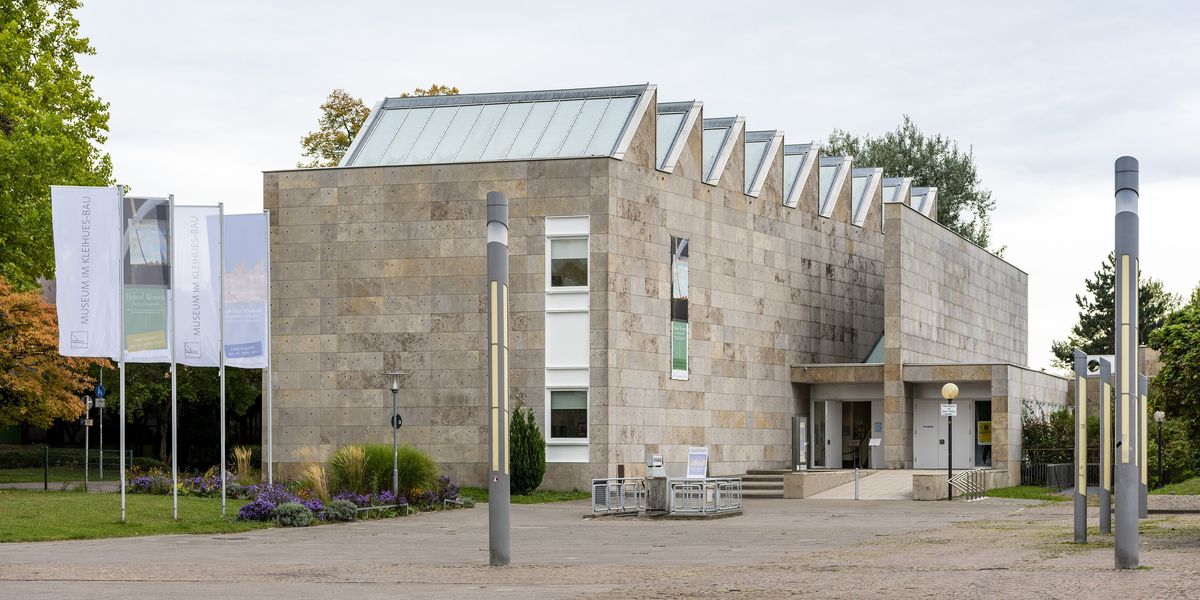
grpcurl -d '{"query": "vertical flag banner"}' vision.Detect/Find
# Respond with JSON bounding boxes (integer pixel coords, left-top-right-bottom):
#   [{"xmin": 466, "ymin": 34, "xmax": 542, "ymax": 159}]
[
  {"xmin": 223, "ymin": 213, "xmax": 269, "ymax": 369},
  {"xmin": 123, "ymin": 197, "xmax": 172, "ymax": 363},
  {"xmin": 51, "ymin": 186, "xmax": 122, "ymax": 359},
  {"xmin": 171, "ymin": 206, "xmax": 221, "ymax": 367},
  {"xmin": 670, "ymin": 236, "xmax": 689, "ymax": 380}
]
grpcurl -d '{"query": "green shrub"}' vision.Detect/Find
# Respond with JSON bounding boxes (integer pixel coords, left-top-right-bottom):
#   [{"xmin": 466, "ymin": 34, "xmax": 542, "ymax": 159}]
[
  {"xmin": 329, "ymin": 445, "xmax": 370, "ymax": 494},
  {"xmin": 1149, "ymin": 417, "xmax": 1200, "ymax": 488},
  {"xmin": 273, "ymin": 502, "xmax": 313, "ymax": 527},
  {"xmin": 355, "ymin": 444, "xmax": 437, "ymax": 500},
  {"xmin": 324, "ymin": 499, "xmax": 358, "ymax": 522},
  {"xmin": 510, "ymin": 406, "xmax": 546, "ymax": 495}
]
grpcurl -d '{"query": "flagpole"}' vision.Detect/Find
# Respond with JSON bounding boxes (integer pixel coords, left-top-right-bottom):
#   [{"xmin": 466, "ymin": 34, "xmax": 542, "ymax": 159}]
[
  {"xmin": 117, "ymin": 184, "xmax": 127, "ymax": 524},
  {"xmin": 219, "ymin": 203, "xmax": 227, "ymax": 515},
  {"xmin": 169, "ymin": 194, "xmax": 178, "ymax": 521},
  {"xmin": 264, "ymin": 209, "xmax": 273, "ymax": 486}
]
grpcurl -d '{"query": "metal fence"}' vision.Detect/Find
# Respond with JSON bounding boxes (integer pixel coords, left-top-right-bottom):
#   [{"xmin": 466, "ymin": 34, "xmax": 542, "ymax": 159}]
[
  {"xmin": 591, "ymin": 478, "xmax": 646, "ymax": 514},
  {"xmin": 667, "ymin": 478, "xmax": 742, "ymax": 515},
  {"xmin": 1021, "ymin": 447, "xmax": 1101, "ymax": 489},
  {"xmin": 0, "ymin": 446, "xmax": 133, "ymax": 489}
]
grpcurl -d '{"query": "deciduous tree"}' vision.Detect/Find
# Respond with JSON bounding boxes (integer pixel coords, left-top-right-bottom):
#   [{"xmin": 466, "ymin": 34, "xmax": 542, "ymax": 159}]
[
  {"xmin": 0, "ymin": 276, "xmax": 106, "ymax": 427},
  {"xmin": 298, "ymin": 84, "xmax": 459, "ymax": 167},
  {"xmin": 0, "ymin": 0, "xmax": 113, "ymax": 290},
  {"xmin": 1149, "ymin": 286, "xmax": 1200, "ymax": 441},
  {"xmin": 824, "ymin": 116, "xmax": 997, "ymax": 250}
]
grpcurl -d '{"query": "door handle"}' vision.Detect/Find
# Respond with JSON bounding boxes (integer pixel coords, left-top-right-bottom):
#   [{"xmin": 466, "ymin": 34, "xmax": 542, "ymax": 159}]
[{"xmin": 939, "ymin": 439, "xmax": 945, "ymax": 445}]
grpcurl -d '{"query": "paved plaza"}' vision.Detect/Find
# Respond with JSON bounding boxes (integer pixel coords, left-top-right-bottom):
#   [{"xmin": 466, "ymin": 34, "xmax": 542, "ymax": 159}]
[{"xmin": 2, "ymin": 497, "xmax": 1198, "ymax": 598}]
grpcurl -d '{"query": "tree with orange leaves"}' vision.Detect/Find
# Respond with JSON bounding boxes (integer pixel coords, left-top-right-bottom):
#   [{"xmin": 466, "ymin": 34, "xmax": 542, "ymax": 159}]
[{"xmin": 0, "ymin": 276, "xmax": 107, "ymax": 428}]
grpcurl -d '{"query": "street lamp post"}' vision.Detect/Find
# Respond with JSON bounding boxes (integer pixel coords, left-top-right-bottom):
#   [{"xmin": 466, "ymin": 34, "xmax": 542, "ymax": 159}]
[
  {"xmin": 941, "ymin": 383, "xmax": 959, "ymax": 500},
  {"xmin": 1154, "ymin": 411, "xmax": 1165, "ymax": 489},
  {"xmin": 387, "ymin": 371, "xmax": 404, "ymax": 497}
]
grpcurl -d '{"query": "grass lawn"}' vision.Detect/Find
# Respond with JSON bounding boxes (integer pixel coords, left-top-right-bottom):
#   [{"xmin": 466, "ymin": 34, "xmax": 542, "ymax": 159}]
[
  {"xmin": 0, "ymin": 467, "xmax": 120, "ymax": 484},
  {"xmin": 1151, "ymin": 476, "xmax": 1200, "ymax": 496},
  {"xmin": 986, "ymin": 485, "xmax": 1070, "ymax": 502},
  {"xmin": 0, "ymin": 489, "xmax": 267, "ymax": 543},
  {"xmin": 461, "ymin": 486, "xmax": 589, "ymax": 504}
]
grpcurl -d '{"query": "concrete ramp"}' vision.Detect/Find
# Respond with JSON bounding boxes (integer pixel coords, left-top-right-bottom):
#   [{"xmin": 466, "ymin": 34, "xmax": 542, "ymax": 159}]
[{"xmin": 808, "ymin": 470, "xmax": 942, "ymax": 501}]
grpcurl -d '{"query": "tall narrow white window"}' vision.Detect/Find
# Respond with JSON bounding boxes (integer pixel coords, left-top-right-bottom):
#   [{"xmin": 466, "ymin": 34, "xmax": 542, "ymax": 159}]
[
  {"xmin": 549, "ymin": 390, "xmax": 588, "ymax": 441},
  {"xmin": 549, "ymin": 237, "xmax": 588, "ymax": 288}
]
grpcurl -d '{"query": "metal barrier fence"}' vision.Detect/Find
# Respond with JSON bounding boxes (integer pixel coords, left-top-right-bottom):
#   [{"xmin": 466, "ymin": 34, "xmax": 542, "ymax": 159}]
[
  {"xmin": 591, "ymin": 478, "xmax": 646, "ymax": 514},
  {"xmin": 949, "ymin": 468, "xmax": 986, "ymax": 501},
  {"xmin": 1021, "ymin": 448, "xmax": 1101, "ymax": 489},
  {"xmin": 0, "ymin": 446, "xmax": 133, "ymax": 490},
  {"xmin": 667, "ymin": 478, "xmax": 743, "ymax": 515}
]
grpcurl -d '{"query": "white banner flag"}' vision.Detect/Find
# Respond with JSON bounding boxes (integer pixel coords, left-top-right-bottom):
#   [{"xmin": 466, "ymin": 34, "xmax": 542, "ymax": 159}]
[
  {"xmin": 223, "ymin": 213, "xmax": 269, "ymax": 369},
  {"xmin": 51, "ymin": 186, "xmax": 122, "ymax": 359},
  {"xmin": 123, "ymin": 197, "xmax": 173, "ymax": 364},
  {"xmin": 171, "ymin": 205, "xmax": 222, "ymax": 367}
]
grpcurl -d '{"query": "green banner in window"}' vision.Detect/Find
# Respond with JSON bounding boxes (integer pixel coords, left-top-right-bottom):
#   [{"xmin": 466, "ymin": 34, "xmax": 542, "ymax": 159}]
[{"xmin": 671, "ymin": 320, "xmax": 688, "ymax": 380}]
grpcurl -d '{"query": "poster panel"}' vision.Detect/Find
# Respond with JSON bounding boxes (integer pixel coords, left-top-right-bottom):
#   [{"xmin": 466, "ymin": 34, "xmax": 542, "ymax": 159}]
[
  {"xmin": 223, "ymin": 213, "xmax": 269, "ymax": 369},
  {"xmin": 51, "ymin": 186, "xmax": 122, "ymax": 359},
  {"xmin": 171, "ymin": 206, "xmax": 221, "ymax": 367},
  {"xmin": 686, "ymin": 446, "xmax": 708, "ymax": 479},
  {"xmin": 123, "ymin": 197, "xmax": 172, "ymax": 363}
]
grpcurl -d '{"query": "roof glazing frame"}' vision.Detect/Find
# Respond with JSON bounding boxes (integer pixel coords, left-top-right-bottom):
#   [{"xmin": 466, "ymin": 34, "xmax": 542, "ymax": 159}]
[
  {"xmin": 655, "ymin": 101, "xmax": 703, "ymax": 173},
  {"xmin": 701, "ymin": 116, "xmax": 745, "ymax": 186},
  {"xmin": 782, "ymin": 143, "xmax": 819, "ymax": 209},
  {"xmin": 818, "ymin": 156, "xmax": 853, "ymax": 217},
  {"xmin": 911, "ymin": 186, "xmax": 938, "ymax": 217},
  {"xmin": 340, "ymin": 83, "xmax": 653, "ymax": 168},
  {"xmin": 744, "ymin": 130, "xmax": 784, "ymax": 197},
  {"xmin": 880, "ymin": 177, "xmax": 912, "ymax": 228},
  {"xmin": 850, "ymin": 167, "xmax": 884, "ymax": 227}
]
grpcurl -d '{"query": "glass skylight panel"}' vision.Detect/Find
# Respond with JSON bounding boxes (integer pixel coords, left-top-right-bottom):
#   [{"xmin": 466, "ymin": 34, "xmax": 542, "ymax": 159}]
[
  {"xmin": 880, "ymin": 182, "xmax": 899, "ymax": 204},
  {"xmin": 818, "ymin": 164, "xmax": 837, "ymax": 213},
  {"xmin": 585, "ymin": 96, "xmax": 637, "ymax": 156},
  {"xmin": 852, "ymin": 174, "xmax": 868, "ymax": 218},
  {"xmin": 403, "ymin": 106, "xmax": 459, "ymax": 164},
  {"xmin": 343, "ymin": 85, "xmax": 648, "ymax": 166},
  {"xmin": 454, "ymin": 104, "xmax": 507, "ymax": 161},
  {"xmin": 783, "ymin": 152, "xmax": 803, "ymax": 201},
  {"xmin": 428, "ymin": 105, "xmax": 483, "ymax": 163},
  {"xmin": 743, "ymin": 140, "xmax": 768, "ymax": 194},
  {"xmin": 702, "ymin": 126, "xmax": 730, "ymax": 181},
  {"xmin": 479, "ymin": 102, "xmax": 534, "ymax": 160},
  {"xmin": 354, "ymin": 108, "xmax": 409, "ymax": 166},
  {"xmin": 506, "ymin": 101, "xmax": 559, "ymax": 159},
  {"xmin": 558, "ymin": 98, "xmax": 609, "ymax": 156},
  {"xmin": 380, "ymin": 107, "xmax": 434, "ymax": 164},
  {"xmin": 656, "ymin": 112, "xmax": 686, "ymax": 169}
]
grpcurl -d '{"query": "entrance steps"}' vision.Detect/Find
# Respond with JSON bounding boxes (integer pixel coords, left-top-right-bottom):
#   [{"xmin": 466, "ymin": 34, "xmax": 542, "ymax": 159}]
[{"xmin": 739, "ymin": 469, "xmax": 790, "ymax": 499}]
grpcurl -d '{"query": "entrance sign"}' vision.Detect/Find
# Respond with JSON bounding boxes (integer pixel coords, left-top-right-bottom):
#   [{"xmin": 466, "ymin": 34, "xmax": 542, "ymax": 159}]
[
  {"xmin": 51, "ymin": 186, "xmax": 122, "ymax": 359},
  {"xmin": 976, "ymin": 421, "xmax": 992, "ymax": 445},
  {"xmin": 172, "ymin": 206, "xmax": 222, "ymax": 367},
  {"xmin": 686, "ymin": 446, "xmax": 708, "ymax": 479},
  {"xmin": 222, "ymin": 214, "xmax": 269, "ymax": 369},
  {"xmin": 940, "ymin": 404, "xmax": 957, "ymax": 417}
]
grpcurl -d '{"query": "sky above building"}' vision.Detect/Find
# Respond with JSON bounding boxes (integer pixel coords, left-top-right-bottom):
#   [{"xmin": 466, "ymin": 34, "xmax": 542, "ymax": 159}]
[{"xmin": 78, "ymin": 0, "xmax": 1200, "ymax": 372}]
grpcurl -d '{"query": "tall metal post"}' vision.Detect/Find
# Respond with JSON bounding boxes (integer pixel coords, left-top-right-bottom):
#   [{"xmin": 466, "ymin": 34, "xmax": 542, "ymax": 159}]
[
  {"xmin": 218, "ymin": 203, "xmax": 226, "ymax": 516},
  {"xmin": 264, "ymin": 209, "xmax": 273, "ymax": 486},
  {"xmin": 392, "ymin": 385, "xmax": 398, "ymax": 497},
  {"xmin": 84, "ymin": 398, "xmax": 90, "ymax": 491},
  {"xmin": 1113, "ymin": 156, "xmax": 1140, "ymax": 568},
  {"xmin": 99, "ymin": 368, "xmax": 104, "ymax": 480},
  {"xmin": 941, "ymin": 383, "xmax": 958, "ymax": 501},
  {"xmin": 1073, "ymin": 349, "xmax": 1087, "ymax": 543},
  {"xmin": 1099, "ymin": 358, "xmax": 1112, "ymax": 534},
  {"xmin": 168, "ymin": 194, "xmax": 178, "ymax": 521},
  {"xmin": 117, "ymin": 185, "xmax": 127, "ymax": 523},
  {"xmin": 486, "ymin": 191, "xmax": 511, "ymax": 566},
  {"xmin": 1139, "ymin": 375, "xmax": 1148, "ymax": 518}
]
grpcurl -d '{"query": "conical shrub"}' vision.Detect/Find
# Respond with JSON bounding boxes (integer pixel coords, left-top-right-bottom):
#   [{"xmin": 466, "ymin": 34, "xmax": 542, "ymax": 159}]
[{"xmin": 510, "ymin": 406, "xmax": 546, "ymax": 495}]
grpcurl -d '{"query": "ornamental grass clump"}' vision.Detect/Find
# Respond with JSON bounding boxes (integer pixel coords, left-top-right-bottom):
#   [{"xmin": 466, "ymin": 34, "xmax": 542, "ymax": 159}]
[
  {"xmin": 297, "ymin": 446, "xmax": 330, "ymax": 502},
  {"xmin": 273, "ymin": 502, "xmax": 314, "ymax": 527},
  {"xmin": 232, "ymin": 445, "xmax": 256, "ymax": 485},
  {"xmin": 330, "ymin": 445, "xmax": 370, "ymax": 494}
]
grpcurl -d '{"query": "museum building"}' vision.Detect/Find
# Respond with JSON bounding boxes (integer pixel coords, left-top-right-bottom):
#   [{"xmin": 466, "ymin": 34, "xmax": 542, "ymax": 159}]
[{"xmin": 263, "ymin": 83, "xmax": 1068, "ymax": 489}]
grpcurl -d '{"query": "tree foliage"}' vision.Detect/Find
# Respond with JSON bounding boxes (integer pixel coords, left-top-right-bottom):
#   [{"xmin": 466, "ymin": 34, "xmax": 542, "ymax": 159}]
[
  {"xmin": 0, "ymin": 0, "xmax": 113, "ymax": 290},
  {"xmin": 509, "ymin": 405, "xmax": 545, "ymax": 495},
  {"xmin": 0, "ymin": 276, "xmax": 107, "ymax": 427},
  {"xmin": 1148, "ymin": 286, "xmax": 1200, "ymax": 442},
  {"xmin": 824, "ymin": 116, "xmax": 997, "ymax": 250},
  {"xmin": 298, "ymin": 84, "xmax": 459, "ymax": 168},
  {"xmin": 1050, "ymin": 253, "xmax": 1179, "ymax": 369}
]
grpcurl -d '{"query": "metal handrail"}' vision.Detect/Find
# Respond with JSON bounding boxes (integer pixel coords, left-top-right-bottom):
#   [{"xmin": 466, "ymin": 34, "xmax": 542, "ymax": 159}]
[
  {"xmin": 667, "ymin": 477, "xmax": 742, "ymax": 514},
  {"xmin": 590, "ymin": 477, "xmax": 646, "ymax": 514},
  {"xmin": 949, "ymin": 468, "xmax": 986, "ymax": 501}
]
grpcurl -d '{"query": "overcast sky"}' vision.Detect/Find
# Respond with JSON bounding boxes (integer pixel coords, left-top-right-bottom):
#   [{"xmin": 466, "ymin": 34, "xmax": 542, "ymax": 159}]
[{"xmin": 77, "ymin": 0, "xmax": 1200, "ymax": 372}]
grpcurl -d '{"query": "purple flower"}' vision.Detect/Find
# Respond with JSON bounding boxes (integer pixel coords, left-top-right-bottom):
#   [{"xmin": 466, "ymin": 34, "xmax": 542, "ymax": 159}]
[{"xmin": 236, "ymin": 497, "xmax": 276, "ymax": 521}]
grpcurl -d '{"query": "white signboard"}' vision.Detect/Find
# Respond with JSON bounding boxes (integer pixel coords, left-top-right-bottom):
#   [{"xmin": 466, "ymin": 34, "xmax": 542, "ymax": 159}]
[
  {"xmin": 51, "ymin": 186, "xmax": 122, "ymax": 359},
  {"xmin": 940, "ymin": 404, "xmax": 958, "ymax": 417},
  {"xmin": 171, "ymin": 206, "xmax": 222, "ymax": 367},
  {"xmin": 686, "ymin": 446, "xmax": 708, "ymax": 479},
  {"xmin": 868, "ymin": 438, "xmax": 882, "ymax": 447},
  {"xmin": 222, "ymin": 214, "xmax": 269, "ymax": 369}
]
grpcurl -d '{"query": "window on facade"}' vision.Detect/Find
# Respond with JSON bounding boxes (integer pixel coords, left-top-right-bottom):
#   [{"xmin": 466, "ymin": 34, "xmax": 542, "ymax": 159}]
[
  {"xmin": 550, "ymin": 390, "xmax": 588, "ymax": 439},
  {"xmin": 549, "ymin": 237, "xmax": 588, "ymax": 287}
]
